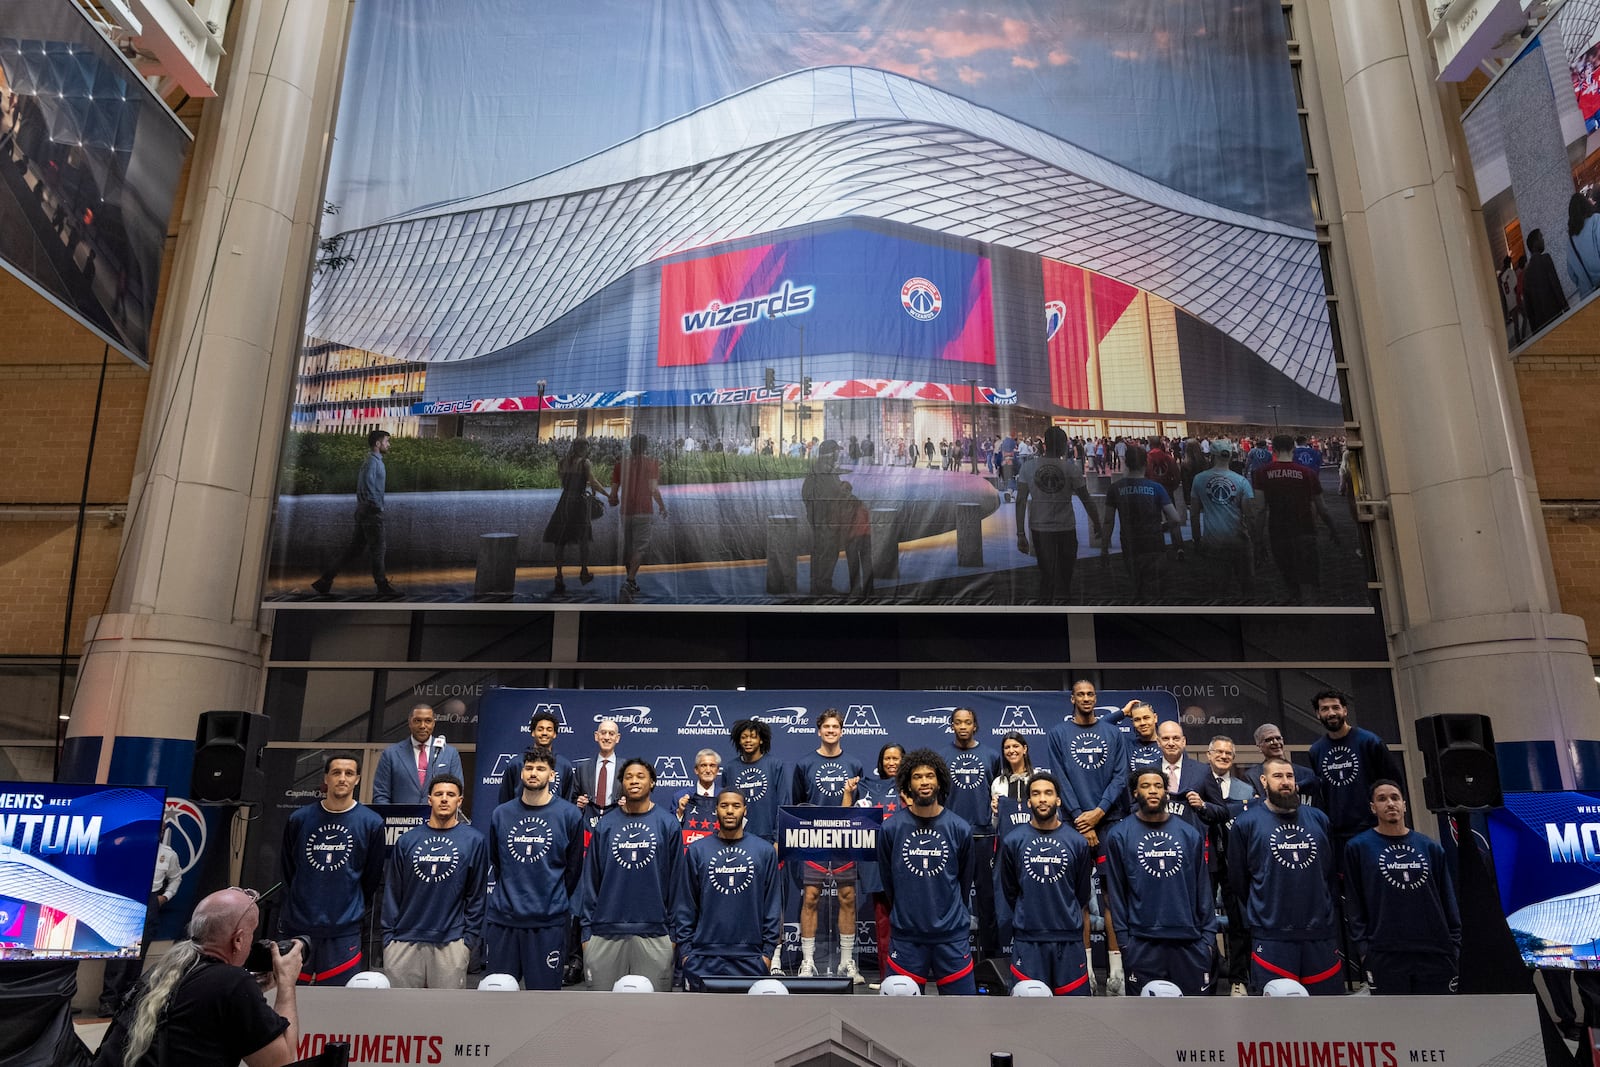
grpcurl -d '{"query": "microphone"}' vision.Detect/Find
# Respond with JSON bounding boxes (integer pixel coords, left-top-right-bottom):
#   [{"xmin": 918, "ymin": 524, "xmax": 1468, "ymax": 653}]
[{"xmin": 431, "ymin": 734, "xmax": 445, "ymax": 763}]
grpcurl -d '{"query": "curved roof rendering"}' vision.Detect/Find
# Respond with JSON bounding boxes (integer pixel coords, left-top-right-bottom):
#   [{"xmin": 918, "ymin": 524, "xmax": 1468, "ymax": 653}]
[{"xmin": 308, "ymin": 66, "xmax": 1334, "ymax": 401}]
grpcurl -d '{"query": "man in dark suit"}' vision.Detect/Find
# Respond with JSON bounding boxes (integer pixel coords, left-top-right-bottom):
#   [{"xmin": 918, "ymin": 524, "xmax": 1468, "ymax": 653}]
[
  {"xmin": 572, "ymin": 718, "xmax": 624, "ymax": 826},
  {"xmin": 372, "ymin": 703, "xmax": 464, "ymax": 806},
  {"xmin": 1197, "ymin": 734, "xmax": 1258, "ymax": 996},
  {"xmin": 1154, "ymin": 721, "xmax": 1213, "ymax": 832}
]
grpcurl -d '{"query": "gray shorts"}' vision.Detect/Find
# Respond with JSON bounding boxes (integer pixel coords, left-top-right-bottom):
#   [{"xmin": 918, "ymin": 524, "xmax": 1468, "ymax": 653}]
[
  {"xmin": 384, "ymin": 938, "xmax": 468, "ymax": 989},
  {"xmin": 584, "ymin": 933, "xmax": 673, "ymax": 992}
]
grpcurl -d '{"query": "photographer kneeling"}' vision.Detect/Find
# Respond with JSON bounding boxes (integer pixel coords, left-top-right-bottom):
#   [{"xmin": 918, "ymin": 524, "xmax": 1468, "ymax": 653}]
[{"xmin": 98, "ymin": 887, "xmax": 301, "ymax": 1067}]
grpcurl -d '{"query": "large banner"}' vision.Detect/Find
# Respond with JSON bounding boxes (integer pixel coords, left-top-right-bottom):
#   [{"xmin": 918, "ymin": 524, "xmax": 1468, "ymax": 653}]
[
  {"xmin": 1486, "ymin": 790, "xmax": 1600, "ymax": 969},
  {"xmin": 290, "ymin": 989, "xmax": 1543, "ymax": 1067},
  {"xmin": 0, "ymin": 781, "xmax": 165, "ymax": 960},
  {"xmin": 268, "ymin": 0, "xmax": 1359, "ymax": 609}
]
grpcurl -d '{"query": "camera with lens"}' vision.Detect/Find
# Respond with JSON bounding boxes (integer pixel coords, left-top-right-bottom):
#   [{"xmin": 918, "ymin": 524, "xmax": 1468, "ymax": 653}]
[{"xmin": 245, "ymin": 935, "xmax": 309, "ymax": 973}]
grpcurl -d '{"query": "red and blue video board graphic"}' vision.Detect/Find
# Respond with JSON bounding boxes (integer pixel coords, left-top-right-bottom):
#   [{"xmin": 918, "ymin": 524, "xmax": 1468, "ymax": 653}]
[
  {"xmin": 657, "ymin": 229, "xmax": 994, "ymax": 368},
  {"xmin": 1487, "ymin": 791, "xmax": 1600, "ymax": 969},
  {"xmin": 1041, "ymin": 258, "xmax": 1140, "ymax": 411},
  {"xmin": 0, "ymin": 781, "xmax": 166, "ymax": 958}
]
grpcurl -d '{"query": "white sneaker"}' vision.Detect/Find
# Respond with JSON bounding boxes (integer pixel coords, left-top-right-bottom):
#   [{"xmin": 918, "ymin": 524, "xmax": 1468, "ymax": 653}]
[
  {"xmin": 769, "ymin": 958, "xmax": 785, "ymax": 976},
  {"xmin": 1230, "ymin": 982, "xmax": 1248, "ymax": 998},
  {"xmin": 839, "ymin": 960, "xmax": 865, "ymax": 985},
  {"xmin": 797, "ymin": 959, "xmax": 817, "ymax": 978}
]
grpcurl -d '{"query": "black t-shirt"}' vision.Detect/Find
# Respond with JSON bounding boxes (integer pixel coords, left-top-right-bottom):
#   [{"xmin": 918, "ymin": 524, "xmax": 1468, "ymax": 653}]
[{"xmin": 137, "ymin": 956, "xmax": 288, "ymax": 1067}]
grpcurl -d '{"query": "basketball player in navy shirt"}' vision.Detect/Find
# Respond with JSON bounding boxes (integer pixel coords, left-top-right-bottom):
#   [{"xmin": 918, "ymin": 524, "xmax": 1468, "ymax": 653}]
[
  {"xmin": 792, "ymin": 708, "xmax": 866, "ymax": 980},
  {"xmin": 948, "ymin": 707, "xmax": 1000, "ymax": 957},
  {"xmin": 996, "ymin": 772, "xmax": 1094, "ymax": 995},
  {"xmin": 1344, "ymin": 780, "xmax": 1460, "ymax": 994},
  {"xmin": 1229, "ymin": 756, "xmax": 1342, "ymax": 995},
  {"xmin": 486, "ymin": 747, "xmax": 585, "ymax": 989},
  {"xmin": 671, "ymin": 788, "xmax": 782, "ymax": 989},
  {"xmin": 280, "ymin": 753, "xmax": 385, "ymax": 985},
  {"xmin": 1308, "ymin": 689, "xmax": 1400, "ymax": 850},
  {"xmin": 1046, "ymin": 679, "xmax": 1130, "ymax": 993},
  {"xmin": 723, "ymin": 718, "xmax": 790, "ymax": 843},
  {"xmin": 878, "ymin": 749, "xmax": 976, "ymax": 994},
  {"xmin": 1103, "ymin": 768, "xmax": 1217, "ymax": 995},
  {"xmin": 497, "ymin": 708, "xmax": 579, "ymax": 805},
  {"xmin": 382, "ymin": 774, "xmax": 488, "ymax": 989}
]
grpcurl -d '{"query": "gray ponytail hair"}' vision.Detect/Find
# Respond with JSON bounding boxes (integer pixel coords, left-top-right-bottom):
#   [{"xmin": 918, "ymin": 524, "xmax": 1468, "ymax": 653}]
[{"xmin": 123, "ymin": 894, "xmax": 247, "ymax": 1064}]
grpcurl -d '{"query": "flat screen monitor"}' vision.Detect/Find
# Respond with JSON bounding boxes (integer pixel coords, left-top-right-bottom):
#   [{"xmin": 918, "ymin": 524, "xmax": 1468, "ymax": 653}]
[
  {"xmin": 698, "ymin": 975, "xmax": 855, "ymax": 995},
  {"xmin": 0, "ymin": 781, "xmax": 165, "ymax": 961},
  {"xmin": 1487, "ymin": 790, "xmax": 1600, "ymax": 970}
]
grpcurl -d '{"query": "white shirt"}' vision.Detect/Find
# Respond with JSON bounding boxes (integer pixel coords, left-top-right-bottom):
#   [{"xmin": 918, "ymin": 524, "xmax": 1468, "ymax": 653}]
[{"xmin": 152, "ymin": 842, "xmax": 182, "ymax": 897}]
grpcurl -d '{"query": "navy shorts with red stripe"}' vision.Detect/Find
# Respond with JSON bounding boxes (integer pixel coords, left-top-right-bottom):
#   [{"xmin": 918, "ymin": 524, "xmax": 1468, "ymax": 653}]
[
  {"xmin": 885, "ymin": 937, "xmax": 976, "ymax": 994},
  {"xmin": 1121, "ymin": 935, "xmax": 1215, "ymax": 997},
  {"xmin": 803, "ymin": 860, "xmax": 857, "ymax": 886},
  {"xmin": 1010, "ymin": 939, "xmax": 1091, "ymax": 996},
  {"xmin": 1250, "ymin": 937, "xmax": 1342, "ymax": 995},
  {"xmin": 299, "ymin": 934, "xmax": 363, "ymax": 986}
]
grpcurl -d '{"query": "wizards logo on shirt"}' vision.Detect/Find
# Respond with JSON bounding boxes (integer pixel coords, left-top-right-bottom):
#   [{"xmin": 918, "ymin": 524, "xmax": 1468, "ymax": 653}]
[
  {"xmin": 1267, "ymin": 823, "xmax": 1320, "ymax": 871},
  {"xmin": 505, "ymin": 815, "xmax": 555, "ymax": 864},
  {"xmin": 948, "ymin": 752, "xmax": 991, "ymax": 792},
  {"xmin": 899, "ymin": 828, "xmax": 952, "ymax": 877},
  {"xmin": 707, "ymin": 846, "xmax": 756, "ymax": 895},
  {"xmin": 1377, "ymin": 842, "xmax": 1430, "ymax": 891},
  {"xmin": 1069, "ymin": 732, "xmax": 1109, "ymax": 771},
  {"xmin": 732, "ymin": 765, "xmax": 770, "ymax": 803},
  {"xmin": 610, "ymin": 823, "xmax": 661, "ymax": 871},
  {"xmin": 411, "ymin": 835, "xmax": 462, "ymax": 884},
  {"xmin": 1135, "ymin": 830, "xmax": 1185, "ymax": 878},
  {"xmin": 304, "ymin": 822, "xmax": 356, "ymax": 873},
  {"xmin": 1020, "ymin": 834, "xmax": 1070, "ymax": 884},
  {"xmin": 809, "ymin": 761, "xmax": 851, "ymax": 801},
  {"xmin": 1316, "ymin": 746, "xmax": 1359, "ymax": 786}
]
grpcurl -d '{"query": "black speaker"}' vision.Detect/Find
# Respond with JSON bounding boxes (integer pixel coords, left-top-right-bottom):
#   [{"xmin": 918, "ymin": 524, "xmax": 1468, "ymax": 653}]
[
  {"xmin": 191, "ymin": 711, "xmax": 270, "ymax": 805},
  {"xmin": 1415, "ymin": 714, "xmax": 1503, "ymax": 813},
  {"xmin": 973, "ymin": 956, "xmax": 1015, "ymax": 996}
]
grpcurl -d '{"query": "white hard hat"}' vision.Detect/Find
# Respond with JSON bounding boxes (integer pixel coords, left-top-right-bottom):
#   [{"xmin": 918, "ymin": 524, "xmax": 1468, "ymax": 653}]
[
  {"xmin": 612, "ymin": 974, "xmax": 655, "ymax": 992},
  {"xmin": 747, "ymin": 978, "xmax": 790, "ymax": 995},
  {"xmin": 1264, "ymin": 978, "xmax": 1309, "ymax": 997},
  {"xmin": 1141, "ymin": 980, "xmax": 1184, "ymax": 997},
  {"xmin": 476, "ymin": 973, "xmax": 519, "ymax": 991},
  {"xmin": 1010, "ymin": 979, "xmax": 1052, "ymax": 997},
  {"xmin": 346, "ymin": 971, "xmax": 390, "ymax": 989},
  {"xmin": 878, "ymin": 974, "xmax": 922, "ymax": 996}
]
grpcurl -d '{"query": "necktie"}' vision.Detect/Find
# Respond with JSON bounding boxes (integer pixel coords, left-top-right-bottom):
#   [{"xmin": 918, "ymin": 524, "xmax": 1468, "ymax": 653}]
[
  {"xmin": 596, "ymin": 759, "xmax": 609, "ymax": 806},
  {"xmin": 417, "ymin": 743, "xmax": 427, "ymax": 788},
  {"xmin": 1168, "ymin": 764, "xmax": 1180, "ymax": 792}
]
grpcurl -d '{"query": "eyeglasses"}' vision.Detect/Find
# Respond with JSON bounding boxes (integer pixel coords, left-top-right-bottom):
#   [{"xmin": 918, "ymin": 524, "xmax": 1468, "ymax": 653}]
[{"xmin": 228, "ymin": 886, "xmax": 261, "ymax": 901}]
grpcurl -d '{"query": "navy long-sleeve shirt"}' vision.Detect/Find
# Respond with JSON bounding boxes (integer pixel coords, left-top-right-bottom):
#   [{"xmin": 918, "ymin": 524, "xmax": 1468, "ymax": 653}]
[
  {"xmin": 1309, "ymin": 727, "xmax": 1398, "ymax": 838},
  {"xmin": 487, "ymin": 795, "xmax": 585, "ymax": 929},
  {"xmin": 995, "ymin": 821, "xmax": 1093, "ymax": 943},
  {"xmin": 280, "ymin": 802, "xmax": 385, "ymax": 938},
  {"xmin": 1227, "ymin": 804, "xmax": 1337, "ymax": 941},
  {"xmin": 1343, "ymin": 828, "xmax": 1460, "ymax": 958},
  {"xmin": 671, "ymin": 833, "xmax": 782, "ymax": 960},
  {"xmin": 1102, "ymin": 815, "xmax": 1216, "ymax": 941},
  {"xmin": 794, "ymin": 752, "xmax": 866, "ymax": 806},
  {"xmin": 497, "ymin": 752, "xmax": 580, "ymax": 807},
  {"xmin": 580, "ymin": 803, "xmax": 681, "ymax": 941},
  {"xmin": 1046, "ymin": 718, "xmax": 1132, "ymax": 822},
  {"xmin": 382, "ymin": 821, "xmax": 488, "ymax": 947},
  {"xmin": 878, "ymin": 807, "xmax": 973, "ymax": 944},
  {"xmin": 947, "ymin": 742, "xmax": 1000, "ymax": 832},
  {"xmin": 720, "ymin": 755, "xmax": 792, "ymax": 842}
]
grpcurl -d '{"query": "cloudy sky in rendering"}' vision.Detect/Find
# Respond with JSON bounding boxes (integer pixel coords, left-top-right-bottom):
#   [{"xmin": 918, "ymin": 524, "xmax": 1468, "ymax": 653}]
[{"xmin": 326, "ymin": 0, "xmax": 1309, "ymax": 231}]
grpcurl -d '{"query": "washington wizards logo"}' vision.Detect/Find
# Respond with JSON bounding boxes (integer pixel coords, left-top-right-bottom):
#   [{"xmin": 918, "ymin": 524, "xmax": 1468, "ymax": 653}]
[
  {"xmin": 505, "ymin": 815, "xmax": 554, "ymax": 864},
  {"xmin": 411, "ymin": 835, "xmax": 461, "ymax": 884},
  {"xmin": 810, "ymin": 761, "xmax": 850, "ymax": 801},
  {"xmin": 900, "ymin": 277, "xmax": 942, "ymax": 321},
  {"xmin": 1045, "ymin": 300, "xmax": 1066, "ymax": 342},
  {"xmin": 1021, "ymin": 834, "xmax": 1070, "ymax": 884},
  {"xmin": 707, "ymin": 846, "xmax": 756, "ymax": 895},
  {"xmin": 1377, "ymin": 842, "xmax": 1430, "ymax": 890},
  {"xmin": 611, "ymin": 823, "xmax": 659, "ymax": 871},
  {"xmin": 1204, "ymin": 477, "xmax": 1241, "ymax": 507},
  {"xmin": 1069, "ymin": 732, "xmax": 1108, "ymax": 770},
  {"xmin": 900, "ymin": 828, "xmax": 951, "ymax": 877},
  {"xmin": 1267, "ymin": 823, "xmax": 1319, "ymax": 871},
  {"xmin": 949, "ymin": 752, "xmax": 990, "ymax": 791},
  {"xmin": 304, "ymin": 823, "xmax": 354, "ymax": 873},
  {"xmin": 733, "ymin": 766, "xmax": 769, "ymax": 802},
  {"xmin": 1316, "ymin": 745, "xmax": 1359, "ymax": 786},
  {"xmin": 1135, "ymin": 830, "xmax": 1185, "ymax": 878},
  {"xmin": 1034, "ymin": 461, "xmax": 1068, "ymax": 494}
]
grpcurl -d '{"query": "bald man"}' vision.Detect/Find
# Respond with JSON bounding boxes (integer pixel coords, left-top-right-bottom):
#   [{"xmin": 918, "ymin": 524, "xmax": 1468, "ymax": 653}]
[{"xmin": 111, "ymin": 888, "xmax": 300, "ymax": 1067}]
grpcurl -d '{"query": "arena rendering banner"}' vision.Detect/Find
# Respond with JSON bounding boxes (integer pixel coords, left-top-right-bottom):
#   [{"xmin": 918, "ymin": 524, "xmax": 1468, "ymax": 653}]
[{"xmin": 269, "ymin": 0, "xmax": 1361, "ymax": 609}]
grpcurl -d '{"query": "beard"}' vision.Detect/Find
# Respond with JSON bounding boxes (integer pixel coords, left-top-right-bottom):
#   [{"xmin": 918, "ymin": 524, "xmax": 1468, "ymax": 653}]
[{"xmin": 1268, "ymin": 787, "xmax": 1302, "ymax": 812}]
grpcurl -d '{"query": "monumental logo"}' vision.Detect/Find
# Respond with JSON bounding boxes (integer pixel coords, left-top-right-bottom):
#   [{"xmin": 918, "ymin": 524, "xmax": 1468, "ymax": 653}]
[
  {"xmin": 996, "ymin": 705, "xmax": 1044, "ymax": 735},
  {"xmin": 163, "ymin": 797, "xmax": 207, "ymax": 877},
  {"xmin": 653, "ymin": 755, "xmax": 693, "ymax": 790},
  {"xmin": 605, "ymin": 706, "xmax": 658, "ymax": 734},
  {"xmin": 757, "ymin": 706, "xmax": 812, "ymax": 735},
  {"xmin": 531, "ymin": 703, "xmax": 569, "ymax": 731},
  {"xmin": 843, "ymin": 704, "xmax": 888, "ymax": 736},
  {"xmin": 680, "ymin": 280, "xmax": 814, "ymax": 334},
  {"xmin": 900, "ymin": 276, "xmax": 942, "ymax": 321},
  {"xmin": 681, "ymin": 704, "xmax": 726, "ymax": 736}
]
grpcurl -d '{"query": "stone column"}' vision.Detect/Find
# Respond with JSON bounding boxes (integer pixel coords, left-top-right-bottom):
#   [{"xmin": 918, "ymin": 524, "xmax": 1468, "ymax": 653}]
[
  {"xmin": 63, "ymin": 0, "xmax": 352, "ymax": 782},
  {"xmin": 1322, "ymin": 1, "xmax": 1600, "ymax": 783}
]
